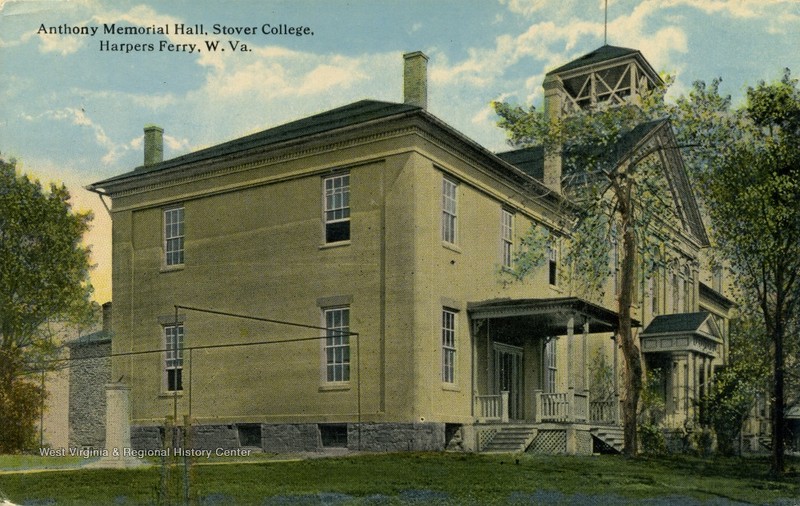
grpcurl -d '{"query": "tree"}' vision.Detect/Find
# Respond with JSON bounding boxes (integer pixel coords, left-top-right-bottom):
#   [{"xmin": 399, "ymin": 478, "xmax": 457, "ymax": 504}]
[
  {"xmin": 703, "ymin": 316, "xmax": 771, "ymax": 456},
  {"xmin": 672, "ymin": 71, "xmax": 800, "ymax": 476},
  {"xmin": 494, "ymin": 82, "xmax": 688, "ymax": 456},
  {"xmin": 0, "ymin": 157, "xmax": 94, "ymax": 452}
]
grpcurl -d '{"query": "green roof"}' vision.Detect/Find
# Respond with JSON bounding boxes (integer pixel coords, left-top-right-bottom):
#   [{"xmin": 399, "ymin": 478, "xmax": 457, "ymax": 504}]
[
  {"xmin": 642, "ymin": 312, "xmax": 711, "ymax": 335},
  {"xmin": 68, "ymin": 329, "xmax": 111, "ymax": 347},
  {"xmin": 546, "ymin": 45, "xmax": 641, "ymax": 75},
  {"xmin": 90, "ymin": 100, "xmax": 422, "ymax": 190}
]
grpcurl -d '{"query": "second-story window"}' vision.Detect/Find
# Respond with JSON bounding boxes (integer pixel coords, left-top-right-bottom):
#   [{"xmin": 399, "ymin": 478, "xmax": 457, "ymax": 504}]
[
  {"xmin": 324, "ymin": 174, "xmax": 350, "ymax": 243},
  {"xmin": 548, "ymin": 244, "xmax": 559, "ymax": 286},
  {"xmin": 164, "ymin": 206, "xmax": 184, "ymax": 266},
  {"xmin": 501, "ymin": 209, "xmax": 514, "ymax": 269},
  {"xmin": 441, "ymin": 177, "xmax": 457, "ymax": 244}
]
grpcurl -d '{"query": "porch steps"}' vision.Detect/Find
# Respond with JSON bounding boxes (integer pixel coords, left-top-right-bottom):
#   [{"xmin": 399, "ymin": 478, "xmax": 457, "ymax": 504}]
[
  {"xmin": 482, "ymin": 425, "xmax": 538, "ymax": 453},
  {"xmin": 590, "ymin": 427, "xmax": 624, "ymax": 454}
]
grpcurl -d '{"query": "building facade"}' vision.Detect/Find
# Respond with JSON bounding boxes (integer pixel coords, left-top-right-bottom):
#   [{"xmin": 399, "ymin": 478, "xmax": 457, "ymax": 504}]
[{"xmin": 88, "ymin": 47, "xmax": 733, "ymax": 454}]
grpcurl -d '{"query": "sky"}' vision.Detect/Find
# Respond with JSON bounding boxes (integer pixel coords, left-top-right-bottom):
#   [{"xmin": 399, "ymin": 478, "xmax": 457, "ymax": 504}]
[{"xmin": 1, "ymin": 0, "xmax": 798, "ymax": 304}]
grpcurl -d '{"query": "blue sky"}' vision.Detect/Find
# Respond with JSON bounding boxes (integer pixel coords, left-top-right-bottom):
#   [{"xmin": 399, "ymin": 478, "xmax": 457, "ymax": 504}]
[{"xmin": 1, "ymin": 0, "xmax": 799, "ymax": 303}]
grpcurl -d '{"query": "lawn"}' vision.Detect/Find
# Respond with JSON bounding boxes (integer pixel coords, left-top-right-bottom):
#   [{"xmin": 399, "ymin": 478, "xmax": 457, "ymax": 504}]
[{"xmin": 0, "ymin": 452, "xmax": 798, "ymax": 505}]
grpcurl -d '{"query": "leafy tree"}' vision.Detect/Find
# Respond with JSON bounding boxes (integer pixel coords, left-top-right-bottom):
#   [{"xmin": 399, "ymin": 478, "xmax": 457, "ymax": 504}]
[
  {"xmin": 671, "ymin": 71, "xmax": 800, "ymax": 476},
  {"xmin": 0, "ymin": 157, "xmax": 94, "ymax": 452},
  {"xmin": 703, "ymin": 317, "xmax": 771, "ymax": 456},
  {"xmin": 494, "ymin": 81, "xmax": 688, "ymax": 456}
]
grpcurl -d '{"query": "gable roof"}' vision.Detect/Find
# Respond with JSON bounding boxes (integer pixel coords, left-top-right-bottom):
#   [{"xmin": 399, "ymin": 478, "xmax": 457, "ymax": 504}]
[
  {"xmin": 642, "ymin": 312, "xmax": 713, "ymax": 335},
  {"xmin": 89, "ymin": 100, "xmax": 421, "ymax": 190},
  {"xmin": 496, "ymin": 118, "xmax": 708, "ymax": 246}
]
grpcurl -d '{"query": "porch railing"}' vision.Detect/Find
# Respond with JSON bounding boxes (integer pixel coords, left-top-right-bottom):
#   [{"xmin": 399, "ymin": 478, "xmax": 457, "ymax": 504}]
[
  {"xmin": 534, "ymin": 388, "xmax": 589, "ymax": 423},
  {"xmin": 475, "ymin": 392, "xmax": 509, "ymax": 423},
  {"xmin": 589, "ymin": 398, "xmax": 620, "ymax": 425}
]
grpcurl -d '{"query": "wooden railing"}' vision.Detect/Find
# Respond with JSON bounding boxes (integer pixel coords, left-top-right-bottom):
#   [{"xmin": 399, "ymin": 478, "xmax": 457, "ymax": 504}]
[
  {"xmin": 589, "ymin": 399, "xmax": 619, "ymax": 425},
  {"xmin": 475, "ymin": 392, "xmax": 509, "ymax": 423},
  {"xmin": 534, "ymin": 388, "xmax": 589, "ymax": 423}
]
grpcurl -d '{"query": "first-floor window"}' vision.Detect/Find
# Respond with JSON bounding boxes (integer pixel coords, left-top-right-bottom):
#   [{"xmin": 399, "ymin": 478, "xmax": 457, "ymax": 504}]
[
  {"xmin": 165, "ymin": 324, "xmax": 184, "ymax": 391},
  {"xmin": 442, "ymin": 309, "xmax": 456, "ymax": 383},
  {"xmin": 544, "ymin": 339, "xmax": 557, "ymax": 393},
  {"xmin": 324, "ymin": 307, "xmax": 350, "ymax": 382}
]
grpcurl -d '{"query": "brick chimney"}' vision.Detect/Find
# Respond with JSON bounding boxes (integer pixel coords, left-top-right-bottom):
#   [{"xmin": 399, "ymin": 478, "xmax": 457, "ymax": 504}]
[
  {"xmin": 403, "ymin": 51, "xmax": 428, "ymax": 109},
  {"xmin": 143, "ymin": 125, "xmax": 163, "ymax": 166},
  {"xmin": 541, "ymin": 75, "xmax": 563, "ymax": 194},
  {"xmin": 102, "ymin": 301, "xmax": 112, "ymax": 335}
]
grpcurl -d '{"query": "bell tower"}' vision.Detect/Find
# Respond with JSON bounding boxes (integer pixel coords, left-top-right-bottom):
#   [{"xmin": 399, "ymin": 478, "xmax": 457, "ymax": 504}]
[
  {"xmin": 540, "ymin": 45, "xmax": 663, "ymax": 193},
  {"xmin": 543, "ymin": 45, "xmax": 663, "ymax": 119}
]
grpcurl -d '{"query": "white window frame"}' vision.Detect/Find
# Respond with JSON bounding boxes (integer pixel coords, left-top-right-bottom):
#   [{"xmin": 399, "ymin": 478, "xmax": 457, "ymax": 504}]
[
  {"xmin": 323, "ymin": 173, "xmax": 350, "ymax": 244},
  {"xmin": 164, "ymin": 206, "xmax": 185, "ymax": 267},
  {"xmin": 501, "ymin": 209, "xmax": 514, "ymax": 269},
  {"xmin": 442, "ymin": 308, "xmax": 457, "ymax": 384},
  {"xmin": 441, "ymin": 177, "xmax": 458, "ymax": 244},
  {"xmin": 323, "ymin": 307, "xmax": 350, "ymax": 383},
  {"xmin": 164, "ymin": 323, "xmax": 184, "ymax": 392}
]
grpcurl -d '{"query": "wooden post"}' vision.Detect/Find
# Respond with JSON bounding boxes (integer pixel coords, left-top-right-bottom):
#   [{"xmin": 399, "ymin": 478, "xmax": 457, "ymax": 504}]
[
  {"xmin": 568, "ymin": 387, "xmax": 575, "ymax": 422},
  {"xmin": 534, "ymin": 390, "xmax": 543, "ymax": 423},
  {"xmin": 501, "ymin": 391, "xmax": 510, "ymax": 423}
]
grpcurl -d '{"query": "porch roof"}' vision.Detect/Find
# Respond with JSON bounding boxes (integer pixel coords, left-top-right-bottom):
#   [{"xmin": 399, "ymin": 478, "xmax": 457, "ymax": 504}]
[{"xmin": 467, "ymin": 297, "xmax": 631, "ymax": 335}]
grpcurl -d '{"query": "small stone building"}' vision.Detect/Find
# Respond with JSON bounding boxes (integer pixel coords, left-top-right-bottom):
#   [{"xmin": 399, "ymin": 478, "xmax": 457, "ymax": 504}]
[{"xmin": 67, "ymin": 302, "xmax": 112, "ymax": 449}]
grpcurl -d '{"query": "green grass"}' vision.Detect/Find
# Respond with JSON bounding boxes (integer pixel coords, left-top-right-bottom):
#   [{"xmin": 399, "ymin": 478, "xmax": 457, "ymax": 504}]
[{"xmin": 0, "ymin": 452, "xmax": 798, "ymax": 505}]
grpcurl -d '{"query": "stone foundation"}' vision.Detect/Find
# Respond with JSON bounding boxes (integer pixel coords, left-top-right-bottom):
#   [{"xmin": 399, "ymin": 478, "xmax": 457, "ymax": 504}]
[
  {"xmin": 130, "ymin": 422, "xmax": 447, "ymax": 453},
  {"xmin": 349, "ymin": 422, "xmax": 446, "ymax": 452}
]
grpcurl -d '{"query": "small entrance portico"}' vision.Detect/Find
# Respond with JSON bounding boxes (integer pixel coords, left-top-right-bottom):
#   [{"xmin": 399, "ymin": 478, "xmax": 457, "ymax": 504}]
[{"xmin": 468, "ymin": 297, "xmax": 625, "ymax": 427}]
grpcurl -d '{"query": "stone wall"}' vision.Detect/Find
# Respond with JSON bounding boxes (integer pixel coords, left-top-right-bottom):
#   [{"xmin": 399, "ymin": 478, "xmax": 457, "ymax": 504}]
[
  {"xmin": 67, "ymin": 339, "xmax": 111, "ymax": 449},
  {"xmin": 348, "ymin": 422, "xmax": 446, "ymax": 452}
]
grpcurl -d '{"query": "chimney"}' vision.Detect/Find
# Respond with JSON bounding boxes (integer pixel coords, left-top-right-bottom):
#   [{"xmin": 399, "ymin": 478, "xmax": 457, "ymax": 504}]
[
  {"xmin": 143, "ymin": 125, "xmax": 163, "ymax": 166},
  {"xmin": 101, "ymin": 301, "xmax": 112, "ymax": 335},
  {"xmin": 541, "ymin": 75, "xmax": 563, "ymax": 194},
  {"xmin": 403, "ymin": 51, "xmax": 428, "ymax": 109}
]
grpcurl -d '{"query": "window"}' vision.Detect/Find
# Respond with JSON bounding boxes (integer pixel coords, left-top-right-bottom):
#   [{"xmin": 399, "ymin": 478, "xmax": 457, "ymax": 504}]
[
  {"xmin": 441, "ymin": 177, "xmax": 457, "ymax": 244},
  {"xmin": 650, "ymin": 271, "xmax": 660, "ymax": 315},
  {"xmin": 548, "ymin": 244, "xmax": 558, "ymax": 286},
  {"xmin": 672, "ymin": 270, "xmax": 680, "ymax": 313},
  {"xmin": 712, "ymin": 266, "xmax": 723, "ymax": 292},
  {"xmin": 501, "ymin": 209, "xmax": 514, "ymax": 269},
  {"xmin": 544, "ymin": 339, "xmax": 557, "ymax": 393},
  {"xmin": 323, "ymin": 174, "xmax": 350, "ymax": 243},
  {"xmin": 164, "ymin": 206, "xmax": 185, "ymax": 266},
  {"xmin": 324, "ymin": 307, "xmax": 350, "ymax": 382},
  {"xmin": 164, "ymin": 324, "xmax": 184, "ymax": 391},
  {"xmin": 442, "ymin": 309, "xmax": 456, "ymax": 383},
  {"xmin": 684, "ymin": 265, "xmax": 692, "ymax": 312}
]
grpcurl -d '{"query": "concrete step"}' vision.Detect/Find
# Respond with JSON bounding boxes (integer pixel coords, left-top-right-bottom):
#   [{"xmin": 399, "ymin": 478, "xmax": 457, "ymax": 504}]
[{"xmin": 482, "ymin": 426, "xmax": 538, "ymax": 453}]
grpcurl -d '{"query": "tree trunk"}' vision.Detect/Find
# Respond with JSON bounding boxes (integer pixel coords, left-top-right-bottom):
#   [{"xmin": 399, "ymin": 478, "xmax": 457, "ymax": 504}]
[
  {"xmin": 617, "ymin": 186, "xmax": 643, "ymax": 457},
  {"xmin": 771, "ymin": 314, "xmax": 785, "ymax": 477}
]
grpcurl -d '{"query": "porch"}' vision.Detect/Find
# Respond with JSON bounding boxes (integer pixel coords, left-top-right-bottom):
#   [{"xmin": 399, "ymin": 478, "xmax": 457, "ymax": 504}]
[
  {"xmin": 474, "ymin": 388, "xmax": 620, "ymax": 425},
  {"xmin": 467, "ymin": 297, "xmax": 628, "ymax": 454}
]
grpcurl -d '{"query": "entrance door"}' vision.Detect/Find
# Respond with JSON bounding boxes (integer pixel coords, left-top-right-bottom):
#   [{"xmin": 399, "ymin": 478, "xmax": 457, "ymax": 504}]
[{"xmin": 493, "ymin": 342, "xmax": 524, "ymax": 420}]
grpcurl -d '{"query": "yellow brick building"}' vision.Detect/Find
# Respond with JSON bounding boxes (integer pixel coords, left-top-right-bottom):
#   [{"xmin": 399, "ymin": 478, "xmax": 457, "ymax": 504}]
[{"xmin": 88, "ymin": 47, "xmax": 733, "ymax": 454}]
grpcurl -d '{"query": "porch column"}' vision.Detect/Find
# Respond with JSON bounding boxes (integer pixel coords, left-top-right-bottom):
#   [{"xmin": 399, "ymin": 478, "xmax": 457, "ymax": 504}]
[
  {"xmin": 612, "ymin": 334, "xmax": 620, "ymax": 424},
  {"xmin": 566, "ymin": 315, "xmax": 574, "ymax": 389},
  {"xmin": 582, "ymin": 319, "xmax": 589, "ymax": 393}
]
